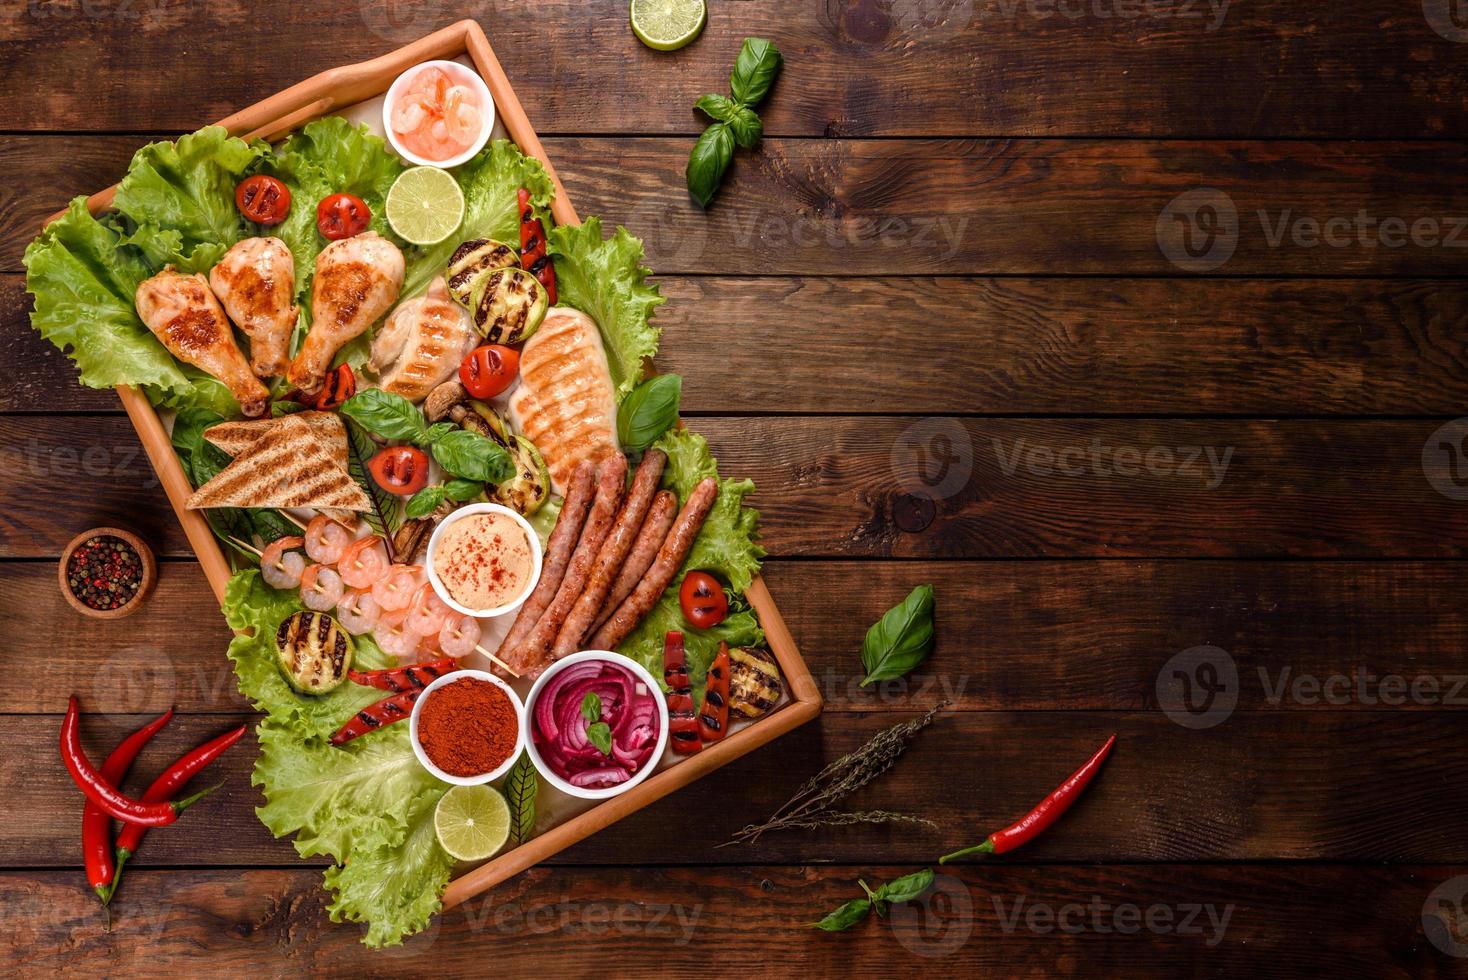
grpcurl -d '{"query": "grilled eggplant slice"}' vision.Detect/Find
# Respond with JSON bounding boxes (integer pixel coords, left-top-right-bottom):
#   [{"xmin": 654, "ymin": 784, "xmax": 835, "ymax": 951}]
[
  {"xmin": 729, "ymin": 647, "xmax": 782, "ymax": 719},
  {"xmin": 446, "ymin": 239, "xmax": 517, "ymax": 302},
  {"xmin": 467, "ymin": 266, "xmax": 548, "ymax": 344},
  {"xmin": 275, "ymin": 611, "xmax": 354, "ymax": 695}
]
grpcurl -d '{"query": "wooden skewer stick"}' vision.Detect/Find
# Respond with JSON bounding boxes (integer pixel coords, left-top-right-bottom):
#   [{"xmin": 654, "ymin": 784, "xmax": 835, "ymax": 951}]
[
  {"xmin": 476, "ymin": 644, "xmax": 521, "ymax": 678},
  {"xmin": 280, "ymin": 511, "xmax": 308, "ymax": 530},
  {"xmin": 227, "ymin": 535, "xmax": 263, "ymax": 557}
]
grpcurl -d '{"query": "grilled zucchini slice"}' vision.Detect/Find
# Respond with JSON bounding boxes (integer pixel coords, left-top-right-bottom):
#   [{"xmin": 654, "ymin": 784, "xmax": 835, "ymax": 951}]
[
  {"xmin": 490, "ymin": 435, "xmax": 551, "ymax": 516},
  {"xmin": 446, "ymin": 239, "xmax": 518, "ymax": 302},
  {"xmin": 467, "ymin": 266, "xmax": 548, "ymax": 344},
  {"xmin": 275, "ymin": 611, "xmax": 354, "ymax": 695},
  {"xmin": 729, "ymin": 647, "xmax": 782, "ymax": 719}
]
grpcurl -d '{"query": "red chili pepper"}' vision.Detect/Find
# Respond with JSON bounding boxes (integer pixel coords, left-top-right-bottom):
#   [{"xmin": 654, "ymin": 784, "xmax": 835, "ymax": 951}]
[
  {"xmin": 516, "ymin": 187, "xmax": 557, "ymax": 305},
  {"xmin": 314, "ymin": 364, "xmax": 356, "ymax": 410},
  {"xmin": 330, "ymin": 689, "xmax": 422, "ymax": 746},
  {"xmin": 939, "ymin": 734, "xmax": 1116, "ymax": 863},
  {"xmin": 60, "ymin": 697, "xmax": 215, "ymax": 827},
  {"xmin": 349, "ymin": 659, "xmax": 456, "ymax": 694},
  {"xmin": 83, "ymin": 708, "xmax": 172, "ymax": 899},
  {"xmin": 697, "ymin": 642, "xmax": 732, "ymax": 744},
  {"xmin": 102, "ymin": 724, "xmax": 246, "ymax": 904},
  {"xmin": 662, "ymin": 632, "xmax": 702, "ymax": 755}
]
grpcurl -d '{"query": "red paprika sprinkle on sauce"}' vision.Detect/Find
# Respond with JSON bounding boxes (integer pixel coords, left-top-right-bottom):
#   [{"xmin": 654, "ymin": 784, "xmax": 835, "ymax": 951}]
[
  {"xmin": 418, "ymin": 677, "xmax": 518, "ymax": 777},
  {"xmin": 66, "ymin": 535, "xmax": 143, "ymax": 611}
]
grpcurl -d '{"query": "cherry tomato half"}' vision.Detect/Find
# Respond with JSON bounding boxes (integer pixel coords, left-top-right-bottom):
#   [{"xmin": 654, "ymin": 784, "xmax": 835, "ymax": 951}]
[
  {"xmin": 679, "ymin": 571, "xmax": 729, "ymax": 630},
  {"xmin": 368, "ymin": 446, "xmax": 430, "ymax": 496},
  {"xmin": 235, "ymin": 175, "xmax": 291, "ymax": 226},
  {"xmin": 317, "ymin": 192, "xmax": 370, "ymax": 240},
  {"xmin": 459, "ymin": 345, "xmax": 520, "ymax": 400},
  {"xmin": 314, "ymin": 364, "xmax": 356, "ymax": 411}
]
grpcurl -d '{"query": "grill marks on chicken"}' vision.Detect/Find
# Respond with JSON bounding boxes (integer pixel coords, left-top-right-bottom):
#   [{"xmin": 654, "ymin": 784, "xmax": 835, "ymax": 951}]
[
  {"xmin": 209, "ymin": 237, "xmax": 297, "ymax": 380},
  {"xmin": 370, "ymin": 277, "xmax": 477, "ymax": 403},
  {"xmin": 289, "ymin": 232, "xmax": 405, "ymax": 393},
  {"xmin": 135, "ymin": 267, "xmax": 270, "ymax": 417}
]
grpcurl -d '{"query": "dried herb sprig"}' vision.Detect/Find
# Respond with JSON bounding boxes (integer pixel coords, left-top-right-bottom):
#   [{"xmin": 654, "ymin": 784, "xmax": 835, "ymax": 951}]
[{"xmin": 723, "ymin": 701, "xmax": 949, "ymax": 845}]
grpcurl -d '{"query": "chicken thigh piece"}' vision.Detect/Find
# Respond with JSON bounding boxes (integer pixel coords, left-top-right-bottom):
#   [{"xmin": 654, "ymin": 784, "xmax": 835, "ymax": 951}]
[
  {"xmin": 288, "ymin": 232, "xmax": 405, "ymax": 393},
  {"xmin": 135, "ymin": 268, "xmax": 270, "ymax": 417},
  {"xmin": 209, "ymin": 237, "xmax": 297, "ymax": 379},
  {"xmin": 370, "ymin": 277, "xmax": 478, "ymax": 403}
]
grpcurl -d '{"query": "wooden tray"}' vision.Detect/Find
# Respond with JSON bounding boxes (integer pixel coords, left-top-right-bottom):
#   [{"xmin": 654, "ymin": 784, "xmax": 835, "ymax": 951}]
[{"xmin": 45, "ymin": 19, "xmax": 822, "ymax": 914}]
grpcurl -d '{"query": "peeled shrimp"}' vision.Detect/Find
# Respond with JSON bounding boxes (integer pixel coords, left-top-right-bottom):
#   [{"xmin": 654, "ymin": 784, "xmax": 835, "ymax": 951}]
[
  {"xmin": 373, "ymin": 607, "xmax": 420, "ymax": 661},
  {"xmin": 338, "ymin": 535, "xmax": 389, "ymax": 590},
  {"xmin": 260, "ymin": 536, "xmax": 306, "ymax": 590},
  {"xmin": 336, "ymin": 588, "xmax": 381, "ymax": 636},
  {"xmin": 371, "ymin": 564, "xmax": 424, "ymax": 611},
  {"xmin": 304, "ymin": 516, "xmax": 353, "ymax": 564},
  {"xmin": 300, "ymin": 564, "xmax": 344, "ymax": 612},
  {"xmin": 437, "ymin": 613, "xmax": 481, "ymax": 659},
  {"xmin": 404, "ymin": 583, "xmax": 452, "ymax": 637}
]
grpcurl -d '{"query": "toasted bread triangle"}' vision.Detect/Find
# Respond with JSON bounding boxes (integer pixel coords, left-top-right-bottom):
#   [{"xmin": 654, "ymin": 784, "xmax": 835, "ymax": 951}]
[
  {"xmin": 203, "ymin": 411, "xmax": 349, "ymax": 471},
  {"xmin": 186, "ymin": 413, "xmax": 370, "ymax": 511}
]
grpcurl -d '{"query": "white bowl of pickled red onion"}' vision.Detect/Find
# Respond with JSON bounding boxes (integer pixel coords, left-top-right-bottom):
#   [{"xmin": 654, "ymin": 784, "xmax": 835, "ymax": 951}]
[{"xmin": 383, "ymin": 60, "xmax": 495, "ymax": 169}]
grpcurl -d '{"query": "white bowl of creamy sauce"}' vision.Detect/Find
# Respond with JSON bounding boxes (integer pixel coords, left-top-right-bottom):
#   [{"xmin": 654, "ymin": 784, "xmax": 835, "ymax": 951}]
[{"xmin": 425, "ymin": 503, "xmax": 542, "ymax": 618}]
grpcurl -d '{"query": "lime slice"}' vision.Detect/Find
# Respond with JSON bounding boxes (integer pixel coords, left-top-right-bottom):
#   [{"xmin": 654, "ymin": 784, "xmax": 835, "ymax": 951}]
[
  {"xmin": 386, "ymin": 166, "xmax": 465, "ymax": 245},
  {"xmin": 630, "ymin": 0, "xmax": 707, "ymax": 51},
  {"xmin": 434, "ymin": 785, "xmax": 511, "ymax": 862}
]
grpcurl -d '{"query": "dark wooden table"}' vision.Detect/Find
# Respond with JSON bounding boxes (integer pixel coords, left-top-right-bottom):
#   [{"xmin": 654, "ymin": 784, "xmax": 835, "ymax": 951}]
[{"xmin": 5, "ymin": 1, "xmax": 1468, "ymax": 974}]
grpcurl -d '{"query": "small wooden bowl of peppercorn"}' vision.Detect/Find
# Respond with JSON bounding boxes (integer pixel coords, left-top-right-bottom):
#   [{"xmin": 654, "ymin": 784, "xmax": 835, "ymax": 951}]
[{"xmin": 59, "ymin": 527, "xmax": 156, "ymax": 620}]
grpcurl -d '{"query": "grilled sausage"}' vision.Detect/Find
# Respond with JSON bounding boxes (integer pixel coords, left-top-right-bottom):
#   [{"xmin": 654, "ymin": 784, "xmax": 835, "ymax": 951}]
[
  {"xmin": 588, "ymin": 477, "xmax": 719, "ymax": 651},
  {"xmin": 511, "ymin": 453, "xmax": 628, "ymax": 672},
  {"xmin": 591, "ymin": 490, "xmax": 677, "ymax": 634},
  {"xmin": 498, "ymin": 459, "xmax": 596, "ymax": 657},
  {"xmin": 552, "ymin": 449, "xmax": 668, "ymax": 657}
]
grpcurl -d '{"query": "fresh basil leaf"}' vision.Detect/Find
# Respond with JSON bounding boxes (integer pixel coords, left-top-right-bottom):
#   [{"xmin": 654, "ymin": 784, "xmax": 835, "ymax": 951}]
[
  {"xmin": 581, "ymin": 691, "xmax": 603, "ymax": 724},
  {"xmin": 586, "ymin": 721, "xmax": 613, "ymax": 756},
  {"xmin": 875, "ymin": 869, "xmax": 934, "ymax": 906},
  {"xmin": 404, "ymin": 485, "xmax": 448, "ymax": 519},
  {"xmin": 429, "ymin": 429, "xmax": 515, "ymax": 484},
  {"xmin": 686, "ymin": 123, "xmax": 735, "ymax": 209},
  {"xmin": 809, "ymin": 898, "xmax": 871, "ymax": 932},
  {"xmin": 729, "ymin": 37, "xmax": 783, "ymax": 107},
  {"xmin": 444, "ymin": 478, "xmax": 483, "ymax": 501},
  {"xmin": 727, "ymin": 105, "xmax": 764, "ymax": 150},
  {"xmin": 859, "ymin": 584, "xmax": 936, "ymax": 687},
  {"xmin": 617, "ymin": 374, "xmax": 682, "ymax": 451},
  {"xmin": 695, "ymin": 93, "xmax": 740, "ymax": 124},
  {"xmin": 423, "ymin": 421, "xmax": 457, "ymax": 444},
  {"xmin": 505, "ymin": 752, "xmax": 538, "ymax": 846},
  {"xmin": 340, "ymin": 388, "xmax": 429, "ymax": 443}
]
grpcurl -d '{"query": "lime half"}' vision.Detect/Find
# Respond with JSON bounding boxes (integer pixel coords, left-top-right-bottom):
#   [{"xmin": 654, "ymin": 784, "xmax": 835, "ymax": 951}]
[
  {"xmin": 434, "ymin": 785, "xmax": 511, "ymax": 862},
  {"xmin": 386, "ymin": 166, "xmax": 465, "ymax": 245},
  {"xmin": 630, "ymin": 0, "xmax": 707, "ymax": 51}
]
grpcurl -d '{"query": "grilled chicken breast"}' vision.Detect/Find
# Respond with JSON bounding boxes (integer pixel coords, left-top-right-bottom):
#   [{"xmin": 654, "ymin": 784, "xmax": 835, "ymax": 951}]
[
  {"xmin": 370, "ymin": 277, "xmax": 477, "ymax": 403},
  {"xmin": 288, "ymin": 232, "xmax": 404, "ymax": 393},
  {"xmin": 135, "ymin": 267, "xmax": 269, "ymax": 417},
  {"xmin": 209, "ymin": 237, "xmax": 297, "ymax": 379},
  {"xmin": 507, "ymin": 307, "xmax": 620, "ymax": 494}
]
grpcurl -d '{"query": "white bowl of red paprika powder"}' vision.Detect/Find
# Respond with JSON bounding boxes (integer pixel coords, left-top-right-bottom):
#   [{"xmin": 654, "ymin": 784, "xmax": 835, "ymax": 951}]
[{"xmin": 410, "ymin": 669, "xmax": 526, "ymax": 785}]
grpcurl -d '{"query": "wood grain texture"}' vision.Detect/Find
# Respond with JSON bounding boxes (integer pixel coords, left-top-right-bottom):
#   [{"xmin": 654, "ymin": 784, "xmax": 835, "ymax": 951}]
[
  {"xmin": 4, "ymin": 1, "xmax": 1468, "ymax": 138},
  {"xmin": 8, "ymin": 415, "xmax": 1468, "ymax": 559},
  {"xmin": 11, "ymin": 135, "xmax": 1468, "ymax": 275},
  {"xmin": 10, "ymin": 560, "xmax": 1468, "ymax": 715},
  {"xmin": 11, "ymin": 273, "xmax": 1468, "ymax": 416},
  {"xmin": 8, "ymin": 710, "xmax": 1468, "ymax": 868}
]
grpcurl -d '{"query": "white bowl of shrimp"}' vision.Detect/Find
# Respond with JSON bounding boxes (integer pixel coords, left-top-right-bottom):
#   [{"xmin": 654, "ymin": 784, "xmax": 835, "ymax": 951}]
[
  {"xmin": 425, "ymin": 503, "xmax": 543, "ymax": 620},
  {"xmin": 383, "ymin": 60, "xmax": 495, "ymax": 169}
]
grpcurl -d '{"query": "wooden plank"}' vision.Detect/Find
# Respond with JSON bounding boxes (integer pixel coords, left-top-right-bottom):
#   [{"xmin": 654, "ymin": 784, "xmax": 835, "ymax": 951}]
[
  {"xmin": 10, "ymin": 559, "xmax": 1468, "ymax": 716},
  {"xmin": 7, "ymin": 415, "xmax": 1468, "ymax": 559},
  {"xmin": 12, "ymin": 272, "xmax": 1468, "ymax": 416},
  {"xmin": 4, "ymin": 2, "xmax": 1467, "ymax": 138},
  {"xmin": 8, "ymin": 711, "xmax": 1468, "ymax": 867},
  {"xmin": 7, "ymin": 864, "xmax": 1459, "ymax": 976},
  {"xmin": 11, "ymin": 135, "xmax": 1468, "ymax": 276}
]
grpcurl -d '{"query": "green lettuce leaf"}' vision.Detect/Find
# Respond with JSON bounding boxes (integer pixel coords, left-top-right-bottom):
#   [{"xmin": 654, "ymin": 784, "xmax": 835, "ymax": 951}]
[{"xmin": 550, "ymin": 217, "xmax": 664, "ymax": 400}]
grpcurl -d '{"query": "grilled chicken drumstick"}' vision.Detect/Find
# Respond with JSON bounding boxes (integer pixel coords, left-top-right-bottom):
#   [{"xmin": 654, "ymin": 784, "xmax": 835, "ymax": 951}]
[
  {"xmin": 288, "ymin": 231, "xmax": 404, "ymax": 393},
  {"xmin": 210, "ymin": 237, "xmax": 297, "ymax": 380},
  {"xmin": 135, "ymin": 267, "xmax": 269, "ymax": 417}
]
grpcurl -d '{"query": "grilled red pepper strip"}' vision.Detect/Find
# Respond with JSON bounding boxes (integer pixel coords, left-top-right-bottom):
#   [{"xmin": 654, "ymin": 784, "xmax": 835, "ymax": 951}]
[
  {"xmin": 939, "ymin": 734, "xmax": 1116, "ymax": 863},
  {"xmin": 697, "ymin": 642, "xmax": 732, "ymax": 743},
  {"xmin": 315, "ymin": 364, "xmax": 356, "ymax": 410},
  {"xmin": 516, "ymin": 187, "xmax": 557, "ymax": 305},
  {"xmin": 103, "ymin": 723, "xmax": 246, "ymax": 903},
  {"xmin": 61, "ymin": 696, "xmax": 213, "ymax": 827},
  {"xmin": 663, "ymin": 632, "xmax": 702, "ymax": 755},
  {"xmin": 83, "ymin": 708, "xmax": 172, "ymax": 899},
  {"xmin": 330, "ymin": 689, "xmax": 422, "ymax": 746},
  {"xmin": 348, "ymin": 659, "xmax": 456, "ymax": 693}
]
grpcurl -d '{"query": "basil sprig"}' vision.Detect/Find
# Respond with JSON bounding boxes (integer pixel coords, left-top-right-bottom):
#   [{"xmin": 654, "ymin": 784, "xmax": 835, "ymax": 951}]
[
  {"xmin": 687, "ymin": 37, "xmax": 783, "ymax": 208},
  {"xmin": 340, "ymin": 389, "xmax": 515, "ymax": 486},
  {"xmin": 810, "ymin": 870, "xmax": 935, "ymax": 932},
  {"xmin": 617, "ymin": 374, "xmax": 682, "ymax": 451},
  {"xmin": 404, "ymin": 478, "xmax": 482, "ymax": 519},
  {"xmin": 859, "ymin": 585, "xmax": 936, "ymax": 687},
  {"xmin": 581, "ymin": 692, "xmax": 613, "ymax": 756}
]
